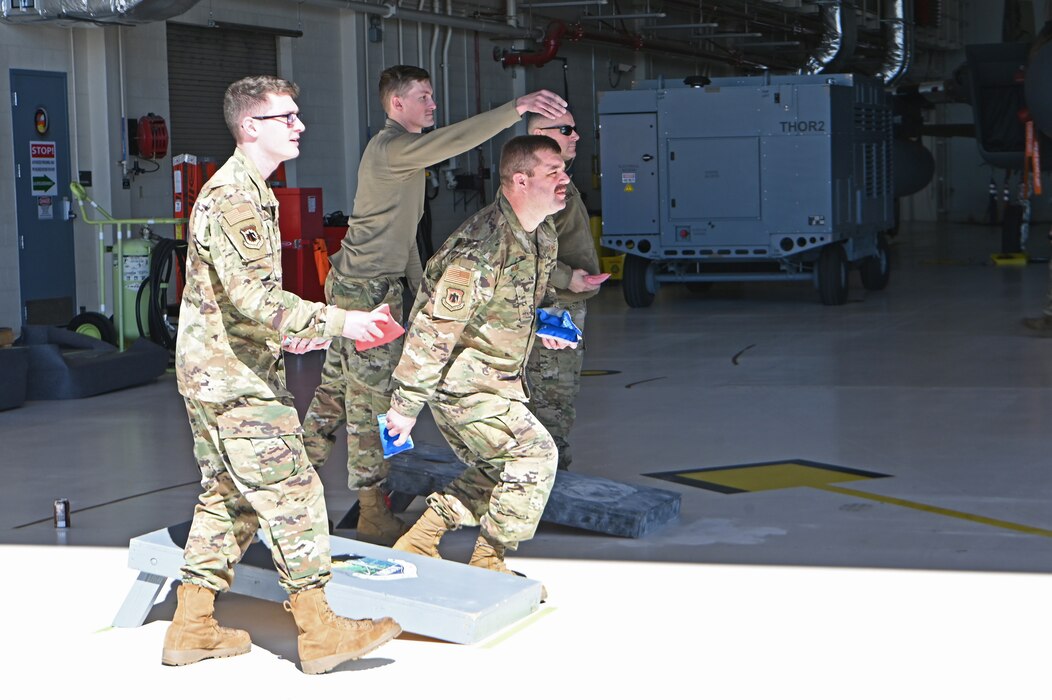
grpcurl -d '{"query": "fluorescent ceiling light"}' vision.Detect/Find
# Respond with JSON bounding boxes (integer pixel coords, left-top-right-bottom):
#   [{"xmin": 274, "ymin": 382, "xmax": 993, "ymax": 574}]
[
  {"xmin": 742, "ymin": 40, "xmax": 802, "ymax": 47},
  {"xmin": 695, "ymin": 31, "xmax": 764, "ymax": 39},
  {"xmin": 642, "ymin": 22, "xmax": 719, "ymax": 30},
  {"xmin": 519, "ymin": 0, "xmax": 607, "ymax": 7},
  {"xmin": 579, "ymin": 12, "xmax": 667, "ymax": 20}
]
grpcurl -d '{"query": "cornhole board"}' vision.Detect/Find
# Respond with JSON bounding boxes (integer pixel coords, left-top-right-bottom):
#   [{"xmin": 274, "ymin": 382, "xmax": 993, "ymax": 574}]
[
  {"xmin": 113, "ymin": 522, "xmax": 542, "ymax": 644},
  {"xmin": 380, "ymin": 442, "xmax": 681, "ymax": 538}
]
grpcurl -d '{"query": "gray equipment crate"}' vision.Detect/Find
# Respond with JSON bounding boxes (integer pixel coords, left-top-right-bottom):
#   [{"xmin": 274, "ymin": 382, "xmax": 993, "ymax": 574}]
[{"xmin": 598, "ymin": 73, "xmax": 894, "ymax": 306}]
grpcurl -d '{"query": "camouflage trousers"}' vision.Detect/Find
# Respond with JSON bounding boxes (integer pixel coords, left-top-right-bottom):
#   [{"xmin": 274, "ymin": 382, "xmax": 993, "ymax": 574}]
[
  {"xmin": 427, "ymin": 394, "xmax": 558, "ymax": 550},
  {"xmin": 302, "ymin": 272, "xmax": 404, "ymax": 489},
  {"xmin": 525, "ymin": 300, "xmax": 587, "ymax": 469},
  {"xmin": 181, "ymin": 397, "xmax": 332, "ymax": 595}
]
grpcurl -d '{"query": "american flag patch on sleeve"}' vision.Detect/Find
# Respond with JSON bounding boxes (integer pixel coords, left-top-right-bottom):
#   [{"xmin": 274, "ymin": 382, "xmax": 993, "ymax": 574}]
[{"xmin": 443, "ymin": 265, "xmax": 473, "ymax": 286}]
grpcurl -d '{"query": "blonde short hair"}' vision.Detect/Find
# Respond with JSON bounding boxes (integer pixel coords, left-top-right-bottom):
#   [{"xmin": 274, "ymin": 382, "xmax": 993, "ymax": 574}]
[{"xmin": 223, "ymin": 76, "xmax": 299, "ymax": 141}]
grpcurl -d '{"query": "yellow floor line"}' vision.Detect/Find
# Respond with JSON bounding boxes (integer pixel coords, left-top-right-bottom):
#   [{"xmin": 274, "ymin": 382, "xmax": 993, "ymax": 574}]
[
  {"xmin": 480, "ymin": 606, "xmax": 556, "ymax": 649},
  {"xmin": 816, "ymin": 484, "xmax": 1052, "ymax": 538}
]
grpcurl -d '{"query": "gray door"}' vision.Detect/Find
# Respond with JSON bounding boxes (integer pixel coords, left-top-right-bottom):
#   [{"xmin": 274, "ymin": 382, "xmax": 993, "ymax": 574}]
[
  {"xmin": 667, "ymin": 137, "xmax": 762, "ymax": 221},
  {"xmin": 599, "ymin": 112, "xmax": 659, "ymax": 236},
  {"xmin": 12, "ymin": 69, "xmax": 75, "ymax": 325}
]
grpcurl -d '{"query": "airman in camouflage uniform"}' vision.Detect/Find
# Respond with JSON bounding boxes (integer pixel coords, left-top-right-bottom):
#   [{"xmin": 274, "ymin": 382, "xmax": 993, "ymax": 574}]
[
  {"xmin": 385, "ymin": 136, "xmax": 575, "ymax": 583},
  {"xmin": 301, "ymin": 65, "xmax": 567, "ymax": 545},
  {"xmin": 166, "ymin": 75, "xmax": 400, "ymax": 675},
  {"xmin": 525, "ymin": 110, "xmax": 602, "ymax": 470}
]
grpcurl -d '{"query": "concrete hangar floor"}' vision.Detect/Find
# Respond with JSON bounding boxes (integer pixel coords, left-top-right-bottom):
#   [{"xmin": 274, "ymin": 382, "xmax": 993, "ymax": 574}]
[{"xmin": 2, "ymin": 220, "xmax": 1051, "ymax": 697}]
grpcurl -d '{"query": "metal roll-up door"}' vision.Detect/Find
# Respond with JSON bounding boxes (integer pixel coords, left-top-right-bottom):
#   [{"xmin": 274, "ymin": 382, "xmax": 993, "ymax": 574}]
[{"xmin": 166, "ymin": 23, "xmax": 278, "ymax": 160}]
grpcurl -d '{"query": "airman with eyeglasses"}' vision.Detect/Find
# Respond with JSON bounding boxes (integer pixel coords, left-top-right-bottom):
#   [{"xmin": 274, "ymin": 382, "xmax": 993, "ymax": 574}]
[
  {"xmin": 168, "ymin": 75, "xmax": 401, "ymax": 675},
  {"xmin": 251, "ymin": 111, "xmax": 302, "ymax": 127}
]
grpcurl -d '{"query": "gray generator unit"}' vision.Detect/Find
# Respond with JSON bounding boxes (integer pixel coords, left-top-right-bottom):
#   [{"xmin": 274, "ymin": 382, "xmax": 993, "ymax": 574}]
[{"xmin": 598, "ymin": 73, "xmax": 894, "ymax": 306}]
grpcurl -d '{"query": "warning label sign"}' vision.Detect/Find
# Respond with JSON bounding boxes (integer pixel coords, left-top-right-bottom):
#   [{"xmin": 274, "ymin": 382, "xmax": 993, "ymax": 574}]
[{"xmin": 30, "ymin": 141, "xmax": 58, "ymax": 197}]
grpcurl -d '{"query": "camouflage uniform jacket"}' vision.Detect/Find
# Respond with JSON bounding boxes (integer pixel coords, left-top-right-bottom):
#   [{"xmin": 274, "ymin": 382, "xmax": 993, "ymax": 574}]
[
  {"xmin": 545, "ymin": 175, "xmax": 601, "ymax": 305},
  {"xmin": 329, "ymin": 101, "xmax": 521, "ymax": 293},
  {"xmin": 176, "ymin": 149, "xmax": 348, "ymax": 403},
  {"xmin": 389, "ymin": 194, "xmax": 558, "ymax": 419}
]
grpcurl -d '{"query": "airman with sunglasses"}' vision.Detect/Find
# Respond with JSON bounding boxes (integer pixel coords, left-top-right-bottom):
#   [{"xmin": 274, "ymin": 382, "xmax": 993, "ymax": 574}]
[
  {"xmin": 302, "ymin": 65, "xmax": 568, "ymax": 546},
  {"xmin": 524, "ymin": 109, "xmax": 603, "ymax": 470}
]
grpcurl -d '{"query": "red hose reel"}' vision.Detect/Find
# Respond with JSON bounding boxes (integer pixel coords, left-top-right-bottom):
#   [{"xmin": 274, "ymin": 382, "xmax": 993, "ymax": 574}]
[{"xmin": 135, "ymin": 113, "xmax": 168, "ymax": 159}]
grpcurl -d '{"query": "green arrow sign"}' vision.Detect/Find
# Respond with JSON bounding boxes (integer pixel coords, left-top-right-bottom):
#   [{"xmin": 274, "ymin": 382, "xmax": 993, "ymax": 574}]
[{"xmin": 32, "ymin": 175, "xmax": 55, "ymax": 193}]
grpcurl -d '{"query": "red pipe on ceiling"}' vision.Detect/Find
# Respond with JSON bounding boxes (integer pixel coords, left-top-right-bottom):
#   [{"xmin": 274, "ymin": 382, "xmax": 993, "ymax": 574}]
[{"xmin": 498, "ymin": 20, "xmax": 581, "ymax": 67}]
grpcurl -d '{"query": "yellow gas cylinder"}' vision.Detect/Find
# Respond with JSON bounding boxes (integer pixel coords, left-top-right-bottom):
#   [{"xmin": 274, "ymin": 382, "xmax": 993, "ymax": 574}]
[{"xmin": 113, "ymin": 232, "xmax": 153, "ymax": 344}]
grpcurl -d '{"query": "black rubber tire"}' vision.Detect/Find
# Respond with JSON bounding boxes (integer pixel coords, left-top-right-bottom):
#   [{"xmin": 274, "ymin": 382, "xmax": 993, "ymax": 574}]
[
  {"xmin": 817, "ymin": 244, "xmax": 849, "ymax": 306},
  {"xmin": 623, "ymin": 254, "xmax": 655, "ymax": 308},
  {"xmin": 860, "ymin": 234, "xmax": 891, "ymax": 291},
  {"xmin": 67, "ymin": 311, "xmax": 118, "ymax": 346}
]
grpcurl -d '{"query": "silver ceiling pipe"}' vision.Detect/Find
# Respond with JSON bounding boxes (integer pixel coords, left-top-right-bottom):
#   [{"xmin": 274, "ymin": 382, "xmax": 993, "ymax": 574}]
[
  {"xmin": 879, "ymin": 0, "xmax": 913, "ymax": 86},
  {"xmin": 802, "ymin": 0, "xmax": 857, "ymax": 75},
  {"xmin": 1, "ymin": 0, "xmax": 201, "ymax": 24},
  {"xmin": 429, "ymin": 0, "xmax": 441, "ymax": 75},
  {"xmin": 417, "ymin": 0, "xmax": 427, "ymax": 65},
  {"xmin": 442, "ymin": 0, "xmax": 453, "ymax": 125},
  {"xmin": 302, "ymin": 0, "xmax": 538, "ymax": 39}
]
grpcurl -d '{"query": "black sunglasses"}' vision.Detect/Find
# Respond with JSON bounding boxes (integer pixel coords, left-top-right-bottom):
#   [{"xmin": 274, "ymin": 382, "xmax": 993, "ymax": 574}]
[{"xmin": 539, "ymin": 125, "xmax": 577, "ymax": 136}]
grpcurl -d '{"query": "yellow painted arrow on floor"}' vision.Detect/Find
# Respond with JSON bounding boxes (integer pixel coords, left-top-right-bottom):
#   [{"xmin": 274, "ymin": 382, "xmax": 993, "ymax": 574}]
[
  {"xmin": 650, "ymin": 460, "xmax": 1052, "ymax": 538},
  {"xmin": 815, "ymin": 483, "xmax": 1052, "ymax": 538}
]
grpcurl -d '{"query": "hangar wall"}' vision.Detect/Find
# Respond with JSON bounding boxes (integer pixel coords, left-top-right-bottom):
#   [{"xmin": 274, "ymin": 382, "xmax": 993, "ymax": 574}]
[{"xmin": 1, "ymin": 0, "xmax": 1049, "ymax": 330}]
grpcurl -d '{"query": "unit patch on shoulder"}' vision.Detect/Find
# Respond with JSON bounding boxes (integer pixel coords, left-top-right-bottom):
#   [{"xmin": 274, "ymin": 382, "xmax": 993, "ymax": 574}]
[
  {"xmin": 444, "ymin": 286, "xmax": 466, "ymax": 311},
  {"xmin": 240, "ymin": 225, "xmax": 263, "ymax": 249},
  {"xmin": 433, "ymin": 264, "xmax": 475, "ymax": 321},
  {"xmin": 219, "ymin": 200, "xmax": 267, "ymax": 261}
]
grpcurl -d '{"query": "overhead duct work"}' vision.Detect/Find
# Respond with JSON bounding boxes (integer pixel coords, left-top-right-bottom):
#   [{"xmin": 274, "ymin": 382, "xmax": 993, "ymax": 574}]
[
  {"xmin": 802, "ymin": 0, "xmax": 857, "ymax": 75},
  {"xmin": 0, "ymin": 0, "xmax": 201, "ymax": 24},
  {"xmin": 0, "ymin": 0, "xmax": 936, "ymax": 86},
  {"xmin": 307, "ymin": 0, "xmax": 811, "ymax": 70},
  {"xmin": 305, "ymin": 0, "xmax": 928, "ymax": 76},
  {"xmin": 880, "ymin": 0, "xmax": 913, "ymax": 86}
]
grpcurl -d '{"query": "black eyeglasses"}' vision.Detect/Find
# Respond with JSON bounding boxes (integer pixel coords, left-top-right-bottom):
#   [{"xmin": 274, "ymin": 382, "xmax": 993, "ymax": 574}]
[
  {"xmin": 251, "ymin": 112, "xmax": 301, "ymax": 127},
  {"xmin": 539, "ymin": 125, "xmax": 577, "ymax": 136}
]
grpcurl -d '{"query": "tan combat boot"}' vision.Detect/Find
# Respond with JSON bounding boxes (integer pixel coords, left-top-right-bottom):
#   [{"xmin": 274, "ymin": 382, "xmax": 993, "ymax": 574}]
[
  {"xmin": 391, "ymin": 506, "xmax": 450, "ymax": 557},
  {"xmin": 161, "ymin": 583, "xmax": 252, "ymax": 666},
  {"xmin": 467, "ymin": 535, "xmax": 514, "ymax": 574},
  {"xmin": 468, "ymin": 535, "xmax": 548, "ymax": 602},
  {"xmin": 284, "ymin": 587, "xmax": 402, "ymax": 674},
  {"xmin": 356, "ymin": 486, "xmax": 409, "ymax": 546}
]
